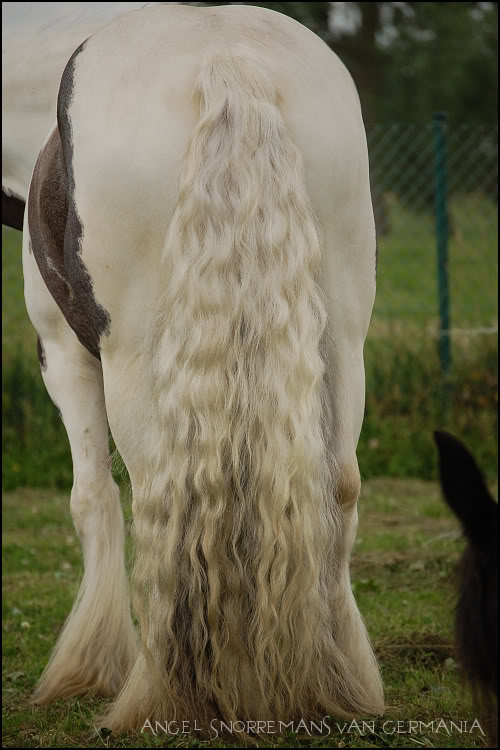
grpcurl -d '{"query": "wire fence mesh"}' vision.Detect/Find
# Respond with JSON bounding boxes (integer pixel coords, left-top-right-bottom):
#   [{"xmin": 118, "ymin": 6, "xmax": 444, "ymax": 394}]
[{"xmin": 367, "ymin": 118, "xmax": 498, "ymax": 367}]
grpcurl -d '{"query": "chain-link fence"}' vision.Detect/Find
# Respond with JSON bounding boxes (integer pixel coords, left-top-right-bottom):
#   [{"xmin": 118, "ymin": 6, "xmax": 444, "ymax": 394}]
[{"xmin": 367, "ymin": 117, "xmax": 498, "ymax": 372}]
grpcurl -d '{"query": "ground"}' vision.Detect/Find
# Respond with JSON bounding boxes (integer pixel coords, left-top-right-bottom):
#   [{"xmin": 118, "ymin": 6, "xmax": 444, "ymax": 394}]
[{"xmin": 3, "ymin": 478, "xmax": 496, "ymax": 748}]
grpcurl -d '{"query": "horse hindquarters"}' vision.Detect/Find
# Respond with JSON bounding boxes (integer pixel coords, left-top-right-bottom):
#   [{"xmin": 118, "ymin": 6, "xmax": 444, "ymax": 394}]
[
  {"xmin": 99, "ymin": 52, "xmax": 383, "ymax": 731},
  {"xmin": 42, "ymin": 3, "xmax": 384, "ymax": 730}
]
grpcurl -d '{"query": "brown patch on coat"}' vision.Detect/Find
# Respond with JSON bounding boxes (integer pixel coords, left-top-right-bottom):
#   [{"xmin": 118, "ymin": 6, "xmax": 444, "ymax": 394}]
[
  {"xmin": 37, "ymin": 336, "xmax": 47, "ymax": 371},
  {"xmin": 28, "ymin": 40, "xmax": 111, "ymax": 360}
]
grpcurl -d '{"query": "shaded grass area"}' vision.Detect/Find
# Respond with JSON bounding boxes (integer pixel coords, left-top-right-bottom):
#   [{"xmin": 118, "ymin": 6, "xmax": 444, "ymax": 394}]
[
  {"xmin": 359, "ymin": 334, "xmax": 497, "ymax": 481},
  {"xmin": 3, "ymin": 479, "xmax": 496, "ymax": 748}
]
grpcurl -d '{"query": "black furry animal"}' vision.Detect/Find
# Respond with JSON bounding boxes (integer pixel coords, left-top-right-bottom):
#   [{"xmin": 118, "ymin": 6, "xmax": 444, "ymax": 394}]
[{"xmin": 434, "ymin": 431, "xmax": 498, "ymax": 747}]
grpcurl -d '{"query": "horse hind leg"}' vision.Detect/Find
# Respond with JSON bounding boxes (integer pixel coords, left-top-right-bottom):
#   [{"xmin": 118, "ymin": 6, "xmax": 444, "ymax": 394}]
[
  {"xmin": 24, "ymin": 242, "xmax": 138, "ymax": 703},
  {"xmin": 31, "ymin": 329, "xmax": 138, "ymax": 703},
  {"xmin": 320, "ymin": 281, "xmax": 384, "ymax": 715}
]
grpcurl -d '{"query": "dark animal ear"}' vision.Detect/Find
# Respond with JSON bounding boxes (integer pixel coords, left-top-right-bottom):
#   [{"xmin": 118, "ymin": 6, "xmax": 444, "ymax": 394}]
[{"xmin": 434, "ymin": 431, "xmax": 498, "ymax": 550}]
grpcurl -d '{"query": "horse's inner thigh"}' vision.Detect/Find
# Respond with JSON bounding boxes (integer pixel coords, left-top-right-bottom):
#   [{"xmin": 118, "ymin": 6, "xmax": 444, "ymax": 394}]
[{"xmin": 101, "ymin": 355, "xmax": 156, "ymax": 485}]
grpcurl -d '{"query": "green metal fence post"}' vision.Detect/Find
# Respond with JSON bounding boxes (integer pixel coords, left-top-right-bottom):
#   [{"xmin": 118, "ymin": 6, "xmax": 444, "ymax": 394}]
[{"xmin": 432, "ymin": 112, "xmax": 452, "ymax": 374}]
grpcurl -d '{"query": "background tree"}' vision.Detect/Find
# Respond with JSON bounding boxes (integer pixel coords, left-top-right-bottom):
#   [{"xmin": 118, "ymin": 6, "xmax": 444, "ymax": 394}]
[{"xmin": 198, "ymin": 1, "xmax": 498, "ymax": 123}]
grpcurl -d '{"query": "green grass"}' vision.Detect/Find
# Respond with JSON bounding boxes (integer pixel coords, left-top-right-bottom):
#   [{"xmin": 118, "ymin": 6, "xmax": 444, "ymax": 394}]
[
  {"xmin": 3, "ymin": 194, "xmax": 498, "ymax": 362},
  {"xmin": 359, "ymin": 333, "xmax": 497, "ymax": 481},
  {"xmin": 2, "ymin": 200, "xmax": 497, "ymax": 746},
  {"xmin": 3, "ymin": 479, "xmax": 497, "ymax": 748},
  {"xmin": 3, "ymin": 227, "xmax": 36, "ymax": 366},
  {"xmin": 372, "ymin": 193, "xmax": 498, "ymax": 330},
  {"xmin": 3, "ymin": 195, "xmax": 497, "ymax": 489}
]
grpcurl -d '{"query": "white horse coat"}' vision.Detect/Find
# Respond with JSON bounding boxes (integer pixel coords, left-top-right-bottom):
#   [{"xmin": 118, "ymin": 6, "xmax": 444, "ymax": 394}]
[
  {"xmin": 22, "ymin": 3, "xmax": 382, "ymax": 732},
  {"xmin": 2, "ymin": 2, "xmax": 154, "ymax": 225}
]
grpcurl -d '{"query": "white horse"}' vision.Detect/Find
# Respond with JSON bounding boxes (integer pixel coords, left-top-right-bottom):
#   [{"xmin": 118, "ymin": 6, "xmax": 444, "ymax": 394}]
[{"xmin": 23, "ymin": 3, "xmax": 383, "ymax": 732}]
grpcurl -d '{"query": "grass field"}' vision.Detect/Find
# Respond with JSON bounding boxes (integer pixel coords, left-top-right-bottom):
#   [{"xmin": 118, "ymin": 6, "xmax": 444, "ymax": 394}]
[
  {"xmin": 3, "ymin": 195, "xmax": 497, "ymax": 489},
  {"xmin": 3, "ymin": 194, "xmax": 498, "ymax": 365},
  {"xmin": 2, "ymin": 196, "xmax": 497, "ymax": 747},
  {"xmin": 372, "ymin": 193, "xmax": 498, "ymax": 331},
  {"xmin": 3, "ymin": 478, "xmax": 497, "ymax": 748}
]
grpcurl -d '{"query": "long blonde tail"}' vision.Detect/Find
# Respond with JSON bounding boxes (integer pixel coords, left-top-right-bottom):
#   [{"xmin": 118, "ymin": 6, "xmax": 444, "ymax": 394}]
[{"xmin": 113, "ymin": 54, "xmax": 378, "ymax": 728}]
